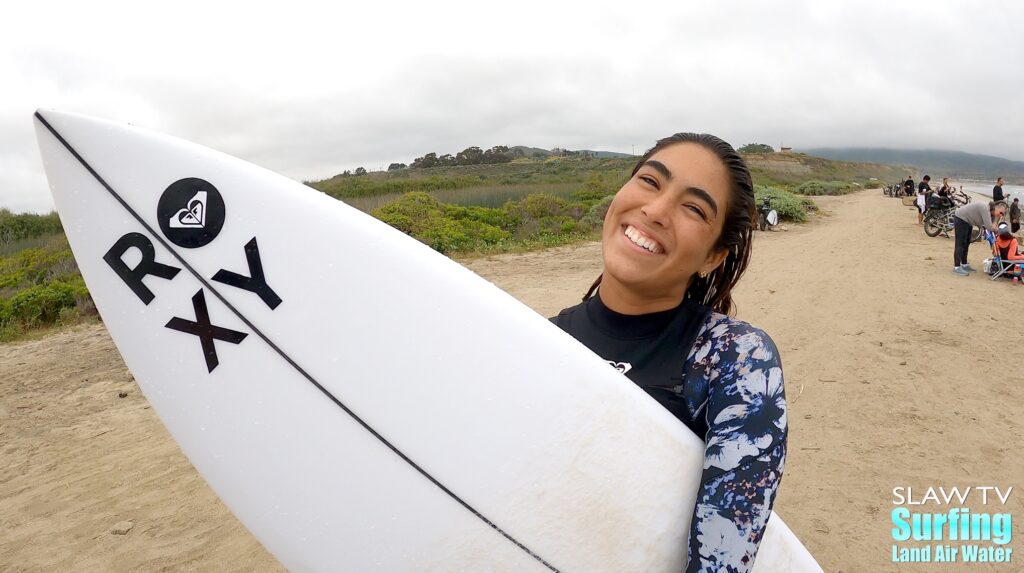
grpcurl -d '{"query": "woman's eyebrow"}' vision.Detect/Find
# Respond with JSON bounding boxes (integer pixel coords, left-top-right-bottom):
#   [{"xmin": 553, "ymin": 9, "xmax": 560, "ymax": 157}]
[
  {"xmin": 643, "ymin": 160, "xmax": 673, "ymax": 180},
  {"xmin": 686, "ymin": 187, "xmax": 719, "ymax": 217}
]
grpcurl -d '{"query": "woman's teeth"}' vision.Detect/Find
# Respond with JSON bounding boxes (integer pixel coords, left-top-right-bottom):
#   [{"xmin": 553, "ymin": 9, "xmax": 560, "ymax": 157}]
[{"xmin": 624, "ymin": 225, "xmax": 662, "ymax": 254}]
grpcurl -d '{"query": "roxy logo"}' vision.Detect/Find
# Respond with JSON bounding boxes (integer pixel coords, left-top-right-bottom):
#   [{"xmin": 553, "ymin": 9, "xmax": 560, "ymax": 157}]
[
  {"xmin": 169, "ymin": 190, "xmax": 207, "ymax": 228},
  {"xmin": 103, "ymin": 228, "xmax": 281, "ymax": 372},
  {"xmin": 158, "ymin": 178, "xmax": 225, "ymax": 248},
  {"xmin": 608, "ymin": 361, "xmax": 632, "ymax": 374}
]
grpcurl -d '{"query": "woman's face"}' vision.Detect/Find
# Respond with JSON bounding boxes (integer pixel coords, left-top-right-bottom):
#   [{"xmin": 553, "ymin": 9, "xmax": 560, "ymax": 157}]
[{"xmin": 601, "ymin": 142, "xmax": 731, "ymax": 301}]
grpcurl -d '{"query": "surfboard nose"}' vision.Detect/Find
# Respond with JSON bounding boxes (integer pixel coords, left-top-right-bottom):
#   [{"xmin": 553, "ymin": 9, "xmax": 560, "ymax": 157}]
[{"xmin": 34, "ymin": 108, "xmax": 81, "ymax": 133}]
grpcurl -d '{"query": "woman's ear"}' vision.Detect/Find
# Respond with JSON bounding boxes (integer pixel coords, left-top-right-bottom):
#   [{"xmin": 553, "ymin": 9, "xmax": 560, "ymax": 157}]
[{"xmin": 701, "ymin": 247, "xmax": 729, "ymax": 276}]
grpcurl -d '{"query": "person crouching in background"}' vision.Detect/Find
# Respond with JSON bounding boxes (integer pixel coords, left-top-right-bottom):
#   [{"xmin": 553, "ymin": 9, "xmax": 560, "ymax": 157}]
[
  {"xmin": 952, "ymin": 201, "xmax": 1007, "ymax": 276},
  {"xmin": 993, "ymin": 222, "xmax": 1024, "ymax": 285}
]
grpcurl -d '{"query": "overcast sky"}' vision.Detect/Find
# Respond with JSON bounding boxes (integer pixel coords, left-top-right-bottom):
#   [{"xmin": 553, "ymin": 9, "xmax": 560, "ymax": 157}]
[{"xmin": 3, "ymin": 0, "xmax": 1022, "ymax": 213}]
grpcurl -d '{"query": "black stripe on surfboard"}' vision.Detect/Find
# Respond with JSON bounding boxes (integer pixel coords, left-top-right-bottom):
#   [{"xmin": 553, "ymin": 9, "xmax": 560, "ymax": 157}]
[{"xmin": 34, "ymin": 111, "xmax": 559, "ymax": 573}]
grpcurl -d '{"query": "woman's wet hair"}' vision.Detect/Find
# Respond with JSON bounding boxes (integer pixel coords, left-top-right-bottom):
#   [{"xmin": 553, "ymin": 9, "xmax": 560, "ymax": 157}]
[{"xmin": 584, "ymin": 132, "xmax": 756, "ymax": 315}]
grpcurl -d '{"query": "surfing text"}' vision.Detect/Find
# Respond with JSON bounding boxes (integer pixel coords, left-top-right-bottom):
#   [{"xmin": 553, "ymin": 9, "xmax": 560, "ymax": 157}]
[{"xmin": 889, "ymin": 485, "xmax": 1014, "ymax": 564}]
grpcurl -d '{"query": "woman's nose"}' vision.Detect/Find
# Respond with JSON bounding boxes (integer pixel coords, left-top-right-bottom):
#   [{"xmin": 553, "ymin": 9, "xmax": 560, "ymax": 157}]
[{"xmin": 641, "ymin": 193, "xmax": 673, "ymax": 227}]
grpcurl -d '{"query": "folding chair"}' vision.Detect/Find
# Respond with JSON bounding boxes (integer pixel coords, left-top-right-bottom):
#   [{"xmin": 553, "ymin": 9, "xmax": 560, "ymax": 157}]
[
  {"xmin": 988, "ymin": 230, "xmax": 1024, "ymax": 281},
  {"xmin": 990, "ymin": 253, "xmax": 1022, "ymax": 281}
]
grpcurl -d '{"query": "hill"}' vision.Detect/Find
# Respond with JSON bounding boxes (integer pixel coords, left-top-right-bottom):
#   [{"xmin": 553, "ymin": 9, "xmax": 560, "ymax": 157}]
[
  {"xmin": 741, "ymin": 152, "xmax": 905, "ymax": 188},
  {"xmin": 311, "ymin": 150, "xmax": 900, "ymax": 201},
  {"xmin": 577, "ymin": 149, "xmax": 634, "ymax": 159},
  {"xmin": 507, "ymin": 146, "xmax": 633, "ymax": 160},
  {"xmin": 508, "ymin": 146, "xmax": 551, "ymax": 158},
  {"xmin": 801, "ymin": 147, "xmax": 1024, "ymax": 181}
]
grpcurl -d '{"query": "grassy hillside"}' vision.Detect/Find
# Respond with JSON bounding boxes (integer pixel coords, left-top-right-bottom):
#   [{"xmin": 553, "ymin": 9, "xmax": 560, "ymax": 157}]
[
  {"xmin": 802, "ymin": 147, "xmax": 1024, "ymax": 182},
  {"xmin": 2, "ymin": 150, "xmax": 896, "ymax": 342},
  {"xmin": 311, "ymin": 151, "xmax": 901, "ymax": 202},
  {"xmin": 744, "ymin": 152, "xmax": 906, "ymax": 188},
  {"xmin": 308, "ymin": 156, "xmax": 635, "ymax": 199}
]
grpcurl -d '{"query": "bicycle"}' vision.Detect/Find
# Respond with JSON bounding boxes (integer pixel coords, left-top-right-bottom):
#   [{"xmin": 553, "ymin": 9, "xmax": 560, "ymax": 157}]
[
  {"xmin": 949, "ymin": 187, "xmax": 971, "ymax": 206},
  {"xmin": 757, "ymin": 196, "xmax": 779, "ymax": 231},
  {"xmin": 923, "ymin": 201, "xmax": 983, "ymax": 242}
]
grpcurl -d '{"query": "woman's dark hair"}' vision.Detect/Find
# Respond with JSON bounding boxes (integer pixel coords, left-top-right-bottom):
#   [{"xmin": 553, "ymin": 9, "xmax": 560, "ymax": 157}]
[{"xmin": 583, "ymin": 132, "xmax": 756, "ymax": 315}]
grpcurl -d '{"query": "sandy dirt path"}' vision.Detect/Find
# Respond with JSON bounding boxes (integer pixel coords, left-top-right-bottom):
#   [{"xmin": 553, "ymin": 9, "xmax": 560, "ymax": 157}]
[{"xmin": 1, "ymin": 190, "xmax": 1021, "ymax": 572}]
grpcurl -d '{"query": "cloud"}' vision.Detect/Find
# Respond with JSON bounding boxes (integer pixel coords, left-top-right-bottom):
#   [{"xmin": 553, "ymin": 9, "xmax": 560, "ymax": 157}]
[{"xmin": 3, "ymin": 0, "xmax": 1023, "ymax": 213}]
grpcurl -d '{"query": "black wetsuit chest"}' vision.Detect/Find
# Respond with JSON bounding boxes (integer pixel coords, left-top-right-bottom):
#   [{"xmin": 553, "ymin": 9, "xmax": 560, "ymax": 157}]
[{"xmin": 551, "ymin": 294, "xmax": 712, "ymax": 438}]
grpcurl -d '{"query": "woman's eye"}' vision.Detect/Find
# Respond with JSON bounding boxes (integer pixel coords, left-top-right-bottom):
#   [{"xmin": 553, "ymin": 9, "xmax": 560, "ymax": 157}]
[
  {"xmin": 685, "ymin": 204, "xmax": 707, "ymax": 219},
  {"xmin": 639, "ymin": 175, "xmax": 658, "ymax": 187}
]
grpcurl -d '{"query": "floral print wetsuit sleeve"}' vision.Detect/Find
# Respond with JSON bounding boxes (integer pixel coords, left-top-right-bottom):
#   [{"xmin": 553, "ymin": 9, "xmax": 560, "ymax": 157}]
[{"xmin": 682, "ymin": 314, "xmax": 788, "ymax": 573}]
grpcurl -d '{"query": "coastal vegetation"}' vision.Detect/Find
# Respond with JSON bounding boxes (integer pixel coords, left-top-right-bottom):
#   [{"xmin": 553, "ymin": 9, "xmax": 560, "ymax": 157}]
[
  {"xmin": 1, "ymin": 148, "xmax": 896, "ymax": 341},
  {"xmin": 0, "ymin": 233, "xmax": 92, "ymax": 341}
]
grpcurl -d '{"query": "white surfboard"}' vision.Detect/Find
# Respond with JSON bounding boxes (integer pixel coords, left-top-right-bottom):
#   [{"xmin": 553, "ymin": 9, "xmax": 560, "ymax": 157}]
[{"xmin": 35, "ymin": 110, "xmax": 821, "ymax": 573}]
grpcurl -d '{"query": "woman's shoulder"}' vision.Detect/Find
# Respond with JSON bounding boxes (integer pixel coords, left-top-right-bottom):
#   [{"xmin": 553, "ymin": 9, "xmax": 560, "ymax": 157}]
[
  {"xmin": 698, "ymin": 312, "xmax": 778, "ymax": 350},
  {"xmin": 690, "ymin": 311, "xmax": 782, "ymax": 370}
]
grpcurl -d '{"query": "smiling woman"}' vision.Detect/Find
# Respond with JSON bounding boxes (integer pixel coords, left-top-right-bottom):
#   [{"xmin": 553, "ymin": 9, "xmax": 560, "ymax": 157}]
[{"xmin": 550, "ymin": 133, "xmax": 786, "ymax": 573}]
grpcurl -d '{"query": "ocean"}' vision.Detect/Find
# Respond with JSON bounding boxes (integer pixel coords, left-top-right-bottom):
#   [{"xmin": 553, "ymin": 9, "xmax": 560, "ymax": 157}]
[{"xmin": 955, "ymin": 181, "xmax": 1024, "ymax": 205}]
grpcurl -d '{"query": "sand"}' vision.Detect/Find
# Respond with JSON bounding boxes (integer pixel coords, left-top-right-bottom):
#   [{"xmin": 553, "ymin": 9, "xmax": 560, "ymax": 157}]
[{"xmin": 1, "ymin": 190, "xmax": 1022, "ymax": 572}]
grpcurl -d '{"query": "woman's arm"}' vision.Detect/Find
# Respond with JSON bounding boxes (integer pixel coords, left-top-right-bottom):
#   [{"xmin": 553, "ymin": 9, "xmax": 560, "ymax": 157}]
[
  {"xmin": 1008, "ymin": 238, "xmax": 1024, "ymax": 260},
  {"xmin": 685, "ymin": 321, "xmax": 788, "ymax": 573}
]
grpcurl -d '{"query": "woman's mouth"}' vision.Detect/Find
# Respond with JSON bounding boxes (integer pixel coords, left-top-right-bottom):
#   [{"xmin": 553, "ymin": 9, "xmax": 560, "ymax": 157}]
[{"xmin": 623, "ymin": 225, "xmax": 664, "ymax": 254}]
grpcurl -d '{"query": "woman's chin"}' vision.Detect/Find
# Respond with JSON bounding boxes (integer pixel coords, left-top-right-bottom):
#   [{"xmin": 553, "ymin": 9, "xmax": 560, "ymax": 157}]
[{"xmin": 603, "ymin": 266, "xmax": 670, "ymax": 295}]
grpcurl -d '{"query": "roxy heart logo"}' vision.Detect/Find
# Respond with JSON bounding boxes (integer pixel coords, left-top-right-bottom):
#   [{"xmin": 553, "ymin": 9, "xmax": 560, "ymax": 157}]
[
  {"xmin": 170, "ymin": 191, "xmax": 207, "ymax": 228},
  {"xmin": 608, "ymin": 361, "xmax": 632, "ymax": 374},
  {"xmin": 158, "ymin": 178, "xmax": 225, "ymax": 248}
]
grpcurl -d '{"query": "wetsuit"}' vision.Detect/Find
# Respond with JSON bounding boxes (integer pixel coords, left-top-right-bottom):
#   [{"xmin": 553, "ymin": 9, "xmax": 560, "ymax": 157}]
[{"xmin": 551, "ymin": 294, "xmax": 787, "ymax": 573}]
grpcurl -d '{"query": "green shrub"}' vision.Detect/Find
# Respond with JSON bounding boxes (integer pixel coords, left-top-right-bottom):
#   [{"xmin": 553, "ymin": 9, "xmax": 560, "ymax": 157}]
[
  {"xmin": 0, "ymin": 239, "xmax": 78, "ymax": 288},
  {"xmin": 442, "ymin": 204, "xmax": 519, "ymax": 232},
  {"xmin": 315, "ymin": 174, "xmax": 486, "ymax": 199},
  {"xmin": 0, "ymin": 296, "xmax": 11, "ymax": 327},
  {"xmin": 372, "ymin": 192, "xmax": 511, "ymax": 254},
  {"xmin": 794, "ymin": 180, "xmax": 857, "ymax": 196},
  {"xmin": 505, "ymin": 193, "xmax": 574, "ymax": 219},
  {"xmin": 7, "ymin": 279, "xmax": 87, "ymax": 328},
  {"xmin": 0, "ymin": 209, "xmax": 63, "ymax": 246},
  {"xmin": 580, "ymin": 195, "xmax": 614, "ymax": 230},
  {"xmin": 754, "ymin": 186, "xmax": 813, "ymax": 223},
  {"xmin": 571, "ymin": 175, "xmax": 619, "ymax": 207}
]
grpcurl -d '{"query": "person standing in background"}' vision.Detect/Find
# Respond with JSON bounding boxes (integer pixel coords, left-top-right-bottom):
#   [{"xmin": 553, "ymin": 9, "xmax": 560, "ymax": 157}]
[
  {"xmin": 993, "ymin": 177, "xmax": 1005, "ymax": 202},
  {"xmin": 1010, "ymin": 197, "xmax": 1021, "ymax": 234},
  {"xmin": 916, "ymin": 175, "xmax": 931, "ymax": 225},
  {"xmin": 904, "ymin": 176, "xmax": 915, "ymax": 197},
  {"xmin": 938, "ymin": 177, "xmax": 952, "ymax": 197}
]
